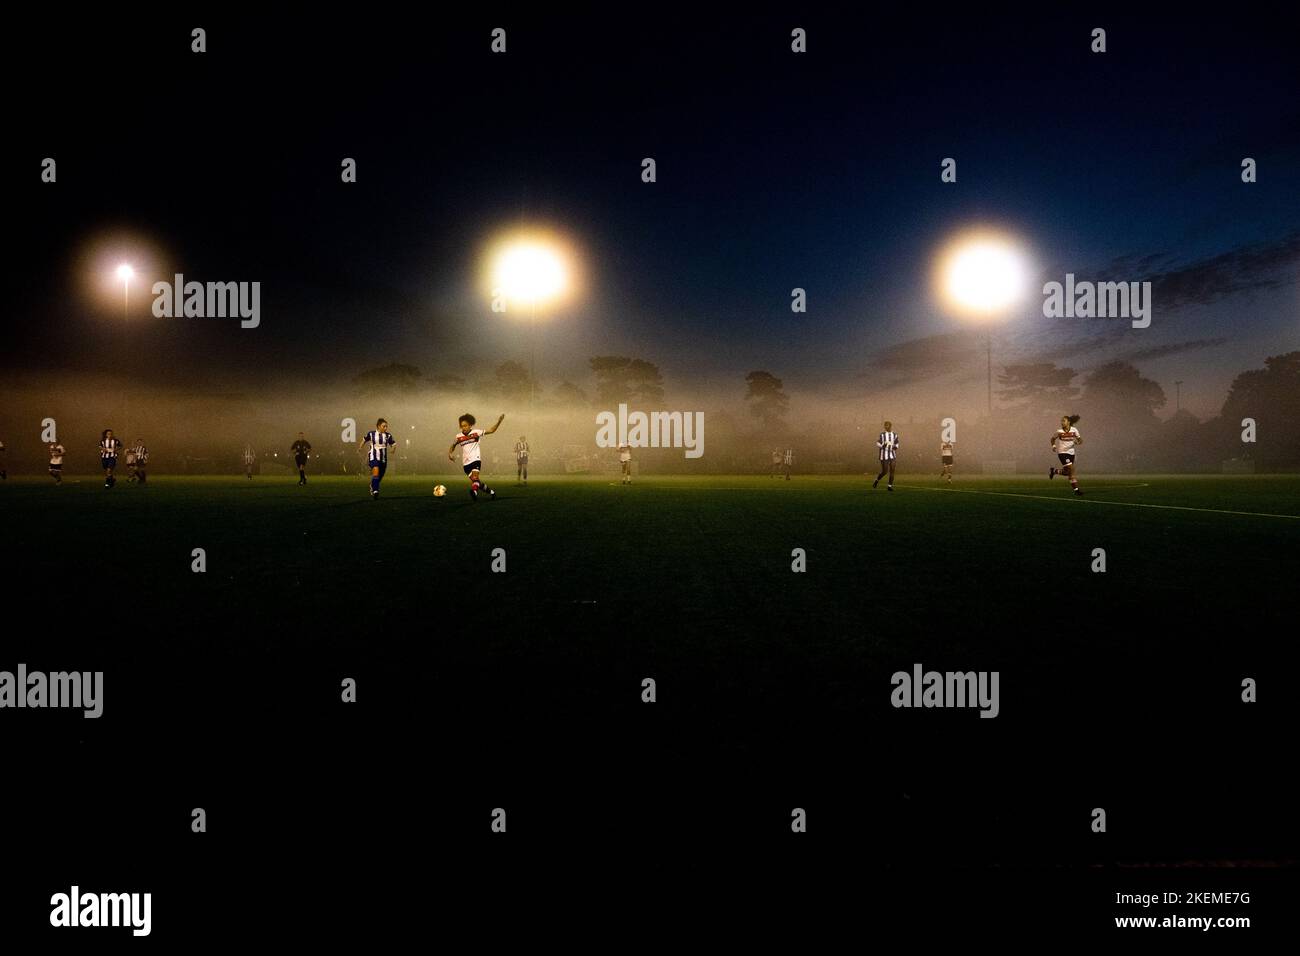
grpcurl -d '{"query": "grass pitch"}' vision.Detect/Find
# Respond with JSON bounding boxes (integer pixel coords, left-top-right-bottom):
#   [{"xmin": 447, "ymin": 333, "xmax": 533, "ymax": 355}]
[{"xmin": 5, "ymin": 472, "xmax": 1296, "ymax": 859}]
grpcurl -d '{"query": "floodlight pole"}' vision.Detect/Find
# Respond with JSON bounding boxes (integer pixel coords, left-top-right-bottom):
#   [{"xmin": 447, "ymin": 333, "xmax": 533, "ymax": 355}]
[
  {"xmin": 529, "ymin": 302, "xmax": 536, "ymax": 426},
  {"xmin": 123, "ymin": 278, "xmax": 130, "ymax": 434},
  {"xmin": 986, "ymin": 333, "xmax": 992, "ymax": 416}
]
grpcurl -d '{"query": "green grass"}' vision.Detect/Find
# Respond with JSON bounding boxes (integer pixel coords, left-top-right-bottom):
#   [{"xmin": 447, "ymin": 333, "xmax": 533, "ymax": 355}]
[
  {"xmin": 7, "ymin": 470, "xmax": 1295, "ymax": 838},
  {"xmin": 8, "ymin": 471, "xmax": 1295, "ymax": 673}
]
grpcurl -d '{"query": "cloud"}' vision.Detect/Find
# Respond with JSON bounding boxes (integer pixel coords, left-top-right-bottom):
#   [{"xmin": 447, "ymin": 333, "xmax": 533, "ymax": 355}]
[
  {"xmin": 867, "ymin": 331, "xmax": 981, "ymax": 376},
  {"xmin": 1100, "ymin": 232, "xmax": 1300, "ymax": 312},
  {"xmin": 1120, "ymin": 338, "xmax": 1229, "ymax": 362}
]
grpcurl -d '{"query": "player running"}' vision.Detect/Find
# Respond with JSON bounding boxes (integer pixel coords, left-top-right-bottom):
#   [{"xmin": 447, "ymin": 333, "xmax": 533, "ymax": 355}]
[
  {"xmin": 1049, "ymin": 414, "xmax": 1084, "ymax": 496},
  {"xmin": 48, "ymin": 441, "xmax": 66, "ymax": 484},
  {"xmin": 514, "ymin": 435, "xmax": 530, "ymax": 485},
  {"xmin": 100, "ymin": 429, "xmax": 123, "ymax": 487},
  {"xmin": 449, "ymin": 413, "xmax": 503, "ymax": 502},
  {"xmin": 242, "ymin": 443, "xmax": 256, "ymax": 479},
  {"xmin": 873, "ymin": 422, "xmax": 900, "ymax": 491},
  {"xmin": 131, "ymin": 438, "xmax": 149, "ymax": 484},
  {"xmin": 291, "ymin": 432, "xmax": 312, "ymax": 485},
  {"xmin": 619, "ymin": 442, "xmax": 633, "ymax": 484},
  {"xmin": 940, "ymin": 438, "xmax": 955, "ymax": 483},
  {"xmin": 360, "ymin": 419, "xmax": 396, "ymax": 499}
]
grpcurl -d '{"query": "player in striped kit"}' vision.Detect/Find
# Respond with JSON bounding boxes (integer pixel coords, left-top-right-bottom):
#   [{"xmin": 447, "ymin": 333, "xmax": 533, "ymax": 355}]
[
  {"xmin": 783, "ymin": 447, "xmax": 794, "ymax": 480},
  {"xmin": 100, "ymin": 429, "xmax": 123, "ymax": 487},
  {"xmin": 514, "ymin": 435, "xmax": 530, "ymax": 484},
  {"xmin": 242, "ymin": 444, "xmax": 256, "ymax": 479},
  {"xmin": 360, "ymin": 418, "xmax": 396, "ymax": 499},
  {"xmin": 131, "ymin": 438, "xmax": 149, "ymax": 484},
  {"xmin": 449, "ymin": 412, "xmax": 503, "ymax": 501},
  {"xmin": 940, "ymin": 439, "xmax": 954, "ymax": 483},
  {"xmin": 48, "ymin": 441, "xmax": 65, "ymax": 484},
  {"xmin": 873, "ymin": 421, "xmax": 900, "ymax": 491},
  {"xmin": 1048, "ymin": 414, "xmax": 1084, "ymax": 496}
]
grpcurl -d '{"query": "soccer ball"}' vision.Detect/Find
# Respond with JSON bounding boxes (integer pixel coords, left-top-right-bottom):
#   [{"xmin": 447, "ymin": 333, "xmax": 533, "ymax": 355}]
[{"xmin": 433, "ymin": 484, "xmax": 447, "ymax": 497}]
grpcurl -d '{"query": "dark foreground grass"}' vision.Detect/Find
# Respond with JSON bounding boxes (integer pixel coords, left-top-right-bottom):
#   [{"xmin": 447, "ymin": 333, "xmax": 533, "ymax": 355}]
[{"xmin": 4, "ymin": 472, "xmax": 1297, "ymax": 862}]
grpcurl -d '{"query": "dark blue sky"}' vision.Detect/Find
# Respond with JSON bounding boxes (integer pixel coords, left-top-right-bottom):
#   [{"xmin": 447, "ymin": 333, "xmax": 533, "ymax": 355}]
[{"xmin": 9, "ymin": 9, "xmax": 1298, "ymax": 418}]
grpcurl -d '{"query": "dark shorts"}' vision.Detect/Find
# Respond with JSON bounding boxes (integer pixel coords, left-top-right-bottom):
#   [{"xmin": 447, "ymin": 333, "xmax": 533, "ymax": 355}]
[
  {"xmin": 101, "ymin": 457, "xmax": 117, "ymax": 469},
  {"xmin": 295, "ymin": 456, "xmax": 308, "ymax": 467},
  {"xmin": 942, "ymin": 456, "xmax": 953, "ymax": 465},
  {"xmin": 463, "ymin": 460, "xmax": 482, "ymax": 475},
  {"xmin": 1057, "ymin": 453, "xmax": 1075, "ymax": 465},
  {"xmin": 49, "ymin": 463, "xmax": 63, "ymax": 472},
  {"xmin": 370, "ymin": 460, "xmax": 388, "ymax": 477}
]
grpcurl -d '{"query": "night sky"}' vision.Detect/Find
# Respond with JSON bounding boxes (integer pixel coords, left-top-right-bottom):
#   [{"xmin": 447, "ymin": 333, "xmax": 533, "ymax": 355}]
[{"xmin": 9, "ymin": 9, "xmax": 1298, "ymax": 418}]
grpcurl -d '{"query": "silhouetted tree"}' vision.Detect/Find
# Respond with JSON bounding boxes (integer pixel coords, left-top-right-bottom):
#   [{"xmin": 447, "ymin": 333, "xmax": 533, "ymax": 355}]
[
  {"xmin": 552, "ymin": 381, "xmax": 589, "ymax": 406},
  {"xmin": 490, "ymin": 360, "xmax": 534, "ymax": 404},
  {"xmin": 428, "ymin": 373, "xmax": 466, "ymax": 394},
  {"xmin": 996, "ymin": 363, "xmax": 1079, "ymax": 415},
  {"xmin": 1081, "ymin": 362, "xmax": 1166, "ymax": 423},
  {"xmin": 589, "ymin": 356, "xmax": 665, "ymax": 405},
  {"xmin": 352, "ymin": 363, "xmax": 425, "ymax": 396},
  {"xmin": 744, "ymin": 370, "xmax": 790, "ymax": 430}
]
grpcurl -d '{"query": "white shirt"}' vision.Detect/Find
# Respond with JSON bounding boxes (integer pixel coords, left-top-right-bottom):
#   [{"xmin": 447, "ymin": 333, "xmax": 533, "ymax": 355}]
[
  {"xmin": 457, "ymin": 429, "xmax": 484, "ymax": 466},
  {"xmin": 619, "ymin": 446, "xmax": 631, "ymax": 462},
  {"xmin": 941, "ymin": 443, "xmax": 954, "ymax": 456},
  {"xmin": 49, "ymin": 444, "xmax": 65, "ymax": 465},
  {"xmin": 1053, "ymin": 427, "xmax": 1080, "ymax": 455}
]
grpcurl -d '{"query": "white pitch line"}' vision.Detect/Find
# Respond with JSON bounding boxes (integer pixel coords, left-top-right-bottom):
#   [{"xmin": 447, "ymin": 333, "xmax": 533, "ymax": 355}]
[{"xmin": 903, "ymin": 484, "xmax": 1300, "ymax": 520}]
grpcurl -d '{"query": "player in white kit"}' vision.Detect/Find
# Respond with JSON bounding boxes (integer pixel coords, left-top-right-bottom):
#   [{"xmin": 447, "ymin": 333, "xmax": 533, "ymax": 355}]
[
  {"xmin": 449, "ymin": 412, "xmax": 504, "ymax": 501},
  {"xmin": 1048, "ymin": 414, "xmax": 1084, "ymax": 496}
]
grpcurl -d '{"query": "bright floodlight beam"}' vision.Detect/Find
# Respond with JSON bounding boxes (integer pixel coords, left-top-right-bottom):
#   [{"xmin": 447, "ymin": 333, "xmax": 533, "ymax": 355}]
[
  {"xmin": 939, "ymin": 235, "xmax": 1027, "ymax": 317},
  {"xmin": 492, "ymin": 241, "xmax": 567, "ymax": 306},
  {"xmin": 488, "ymin": 236, "xmax": 573, "ymax": 426},
  {"xmin": 116, "ymin": 263, "xmax": 134, "ymax": 281},
  {"xmin": 934, "ymin": 231, "xmax": 1030, "ymax": 422}
]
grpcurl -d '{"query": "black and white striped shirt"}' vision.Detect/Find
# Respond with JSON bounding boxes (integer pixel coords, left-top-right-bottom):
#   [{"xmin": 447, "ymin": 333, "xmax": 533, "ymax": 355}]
[
  {"xmin": 366, "ymin": 430, "xmax": 395, "ymax": 464},
  {"xmin": 100, "ymin": 438, "xmax": 122, "ymax": 459},
  {"xmin": 514, "ymin": 440, "xmax": 530, "ymax": 461},
  {"xmin": 132, "ymin": 443, "xmax": 148, "ymax": 463},
  {"xmin": 877, "ymin": 431, "xmax": 900, "ymax": 461}
]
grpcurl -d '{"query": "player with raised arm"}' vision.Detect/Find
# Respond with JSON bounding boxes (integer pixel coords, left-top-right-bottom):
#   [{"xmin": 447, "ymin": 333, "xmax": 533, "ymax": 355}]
[
  {"xmin": 291, "ymin": 432, "xmax": 312, "ymax": 485},
  {"xmin": 360, "ymin": 419, "xmax": 396, "ymax": 499},
  {"xmin": 449, "ymin": 412, "xmax": 503, "ymax": 502},
  {"xmin": 1049, "ymin": 414, "xmax": 1084, "ymax": 496},
  {"xmin": 100, "ymin": 429, "xmax": 123, "ymax": 488},
  {"xmin": 873, "ymin": 421, "xmax": 900, "ymax": 491}
]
